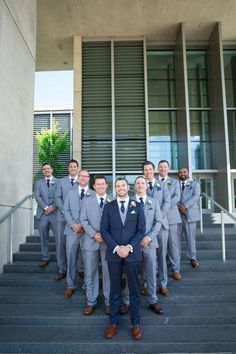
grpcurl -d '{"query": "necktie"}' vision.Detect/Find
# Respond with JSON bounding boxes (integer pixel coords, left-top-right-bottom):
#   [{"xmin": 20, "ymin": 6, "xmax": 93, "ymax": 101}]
[
  {"xmin": 139, "ymin": 197, "xmax": 144, "ymax": 207},
  {"xmin": 120, "ymin": 201, "xmax": 125, "ymax": 214},
  {"xmin": 148, "ymin": 181, "xmax": 153, "ymax": 191},
  {"xmin": 47, "ymin": 179, "xmax": 50, "ymax": 188},
  {"xmin": 100, "ymin": 197, "xmax": 104, "ymax": 209},
  {"xmin": 71, "ymin": 178, "xmax": 74, "ymax": 186},
  {"xmin": 161, "ymin": 178, "xmax": 165, "ymax": 182},
  {"xmin": 182, "ymin": 182, "xmax": 185, "ymax": 191},
  {"xmin": 81, "ymin": 189, "xmax": 85, "ymax": 200}
]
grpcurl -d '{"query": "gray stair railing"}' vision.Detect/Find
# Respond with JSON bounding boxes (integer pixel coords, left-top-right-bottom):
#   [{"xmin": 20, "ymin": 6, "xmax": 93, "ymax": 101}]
[
  {"xmin": 200, "ymin": 192, "xmax": 236, "ymax": 262},
  {"xmin": 0, "ymin": 194, "xmax": 34, "ymax": 263}
]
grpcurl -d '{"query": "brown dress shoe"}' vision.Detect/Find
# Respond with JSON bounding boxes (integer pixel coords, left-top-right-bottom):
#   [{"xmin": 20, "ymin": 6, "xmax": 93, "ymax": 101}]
[
  {"xmin": 149, "ymin": 303, "xmax": 164, "ymax": 315},
  {"xmin": 105, "ymin": 324, "xmax": 117, "ymax": 338},
  {"xmin": 39, "ymin": 260, "xmax": 49, "ymax": 268},
  {"xmin": 190, "ymin": 259, "xmax": 199, "ymax": 268},
  {"xmin": 78, "ymin": 271, "xmax": 85, "ymax": 279},
  {"xmin": 105, "ymin": 305, "xmax": 111, "ymax": 315},
  {"xmin": 131, "ymin": 325, "xmax": 142, "ymax": 340},
  {"xmin": 120, "ymin": 304, "xmax": 130, "ymax": 315},
  {"xmin": 140, "ymin": 287, "xmax": 148, "ymax": 296},
  {"xmin": 84, "ymin": 305, "xmax": 95, "ymax": 315},
  {"xmin": 55, "ymin": 273, "xmax": 66, "ymax": 281},
  {"xmin": 159, "ymin": 287, "xmax": 169, "ymax": 296},
  {"xmin": 173, "ymin": 272, "xmax": 182, "ymax": 280},
  {"xmin": 64, "ymin": 288, "xmax": 73, "ymax": 298}
]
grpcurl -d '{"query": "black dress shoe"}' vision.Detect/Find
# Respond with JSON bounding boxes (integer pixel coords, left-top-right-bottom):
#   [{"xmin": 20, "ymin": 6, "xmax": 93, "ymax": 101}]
[
  {"xmin": 190, "ymin": 259, "xmax": 199, "ymax": 268},
  {"xmin": 120, "ymin": 304, "xmax": 130, "ymax": 315},
  {"xmin": 149, "ymin": 303, "xmax": 164, "ymax": 315},
  {"xmin": 55, "ymin": 273, "xmax": 66, "ymax": 281},
  {"xmin": 39, "ymin": 260, "xmax": 49, "ymax": 268}
]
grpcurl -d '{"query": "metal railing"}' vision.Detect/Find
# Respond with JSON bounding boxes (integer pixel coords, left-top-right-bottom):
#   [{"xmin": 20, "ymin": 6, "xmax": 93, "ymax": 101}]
[
  {"xmin": 200, "ymin": 192, "xmax": 236, "ymax": 262},
  {"xmin": 0, "ymin": 194, "xmax": 34, "ymax": 263}
]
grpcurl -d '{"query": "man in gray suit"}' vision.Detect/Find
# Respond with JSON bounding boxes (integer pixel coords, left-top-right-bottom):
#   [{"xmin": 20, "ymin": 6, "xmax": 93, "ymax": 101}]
[
  {"xmin": 63, "ymin": 169, "xmax": 94, "ymax": 298},
  {"xmin": 142, "ymin": 161, "xmax": 171, "ymax": 296},
  {"xmin": 35, "ymin": 163, "xmax": 58, "ymax": 268},
  {"xmin": 122, "ymin": 176, "xmax": 164, "ymax": 316},
  {"xmin": 80, "ymin": 175, "xmax": 112, "ymax": 316},
  {"xmin": 178, "ymin": 167, "xmax": 200, "ymax": 268},
  {"xmin": 55, "ymin": 159, "xmax": 79, "ymax": 280},
  {"xmin": 158, "ymin": 160, "xmax": 182, "ymax": 280}
]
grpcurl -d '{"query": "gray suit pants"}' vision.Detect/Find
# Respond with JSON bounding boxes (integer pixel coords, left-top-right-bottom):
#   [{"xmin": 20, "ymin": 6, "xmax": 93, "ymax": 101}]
[
  {"xmin": 38, "ymin": 215, "xmax": 57, "ymax": 261},
  {"xmin": 180, "ymin": 215, "xmax": 197, "ymax": 260},
  {"xmin": 66, "ymin": 233, "xmax": 83, "ymax": 289},
  {"xmin": 168, "ymin": 223, "xmax": 181, "ymax": 273},
  {"xmin": 56, "ymin": 221, "xmax": 67, "ymax": 274},
  {"xmin": 157, "ymin": 228, "xmax": 169, "ymax": 288},
  {"xmin": 84, "ymin": 249, "xmax": 110, "ymax": 306}
]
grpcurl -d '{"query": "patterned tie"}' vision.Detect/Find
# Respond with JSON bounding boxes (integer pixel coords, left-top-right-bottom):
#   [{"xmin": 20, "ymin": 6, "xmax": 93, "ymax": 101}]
[
  {"xmin": 100, "ymin": 197, "xmax": 104, "ymax": 209},
  {"xmin": 47, "ymin": 179, "xmax": 50, "ymax": 188},
  {"xmin": 139, "ymin": 197, "xmax": 144, "ymax": 207},
  {"xmin": 81, "ymin": 188, "xmax": 85, "ymax": 200},
  {"xmin": 71, "ymin": 178, "xmax": 74, "ymax": 186},
  {"xmin": 120, "ymin": 200, "xmax": 125, "ymax": 214},
  {"xmin": 148, "ymin": 181, "xmax": 153, "ymax": 191},
  {"xmin": 182, "ymin": 182, "xmax": 185, "ymax": 191}
]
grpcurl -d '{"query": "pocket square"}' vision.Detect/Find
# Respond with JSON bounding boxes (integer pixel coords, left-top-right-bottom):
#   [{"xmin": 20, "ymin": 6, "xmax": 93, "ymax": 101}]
[{"xmin": 130, "ymin": 210, "xmax": 136, "ymax": 214}]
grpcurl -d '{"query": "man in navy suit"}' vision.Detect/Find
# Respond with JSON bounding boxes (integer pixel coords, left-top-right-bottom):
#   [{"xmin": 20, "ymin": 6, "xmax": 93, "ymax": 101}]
[{"xmin": 101, "ymin": 178, "xmax": 145, "ymax": 340}]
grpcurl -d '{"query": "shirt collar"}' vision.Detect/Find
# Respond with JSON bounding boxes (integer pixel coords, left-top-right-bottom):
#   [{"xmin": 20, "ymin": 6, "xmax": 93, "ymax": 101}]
[
  {"xmin": 78, "ymin": 185, "xmax": 88, "ymax": 192},
  {"xmin": 96, "ymin": 193, "xmax": 107, "ymax": 203},
  {"xmin": 45, "ymin": 176, "xmax": 53, "ymax": 181},
  {"xmin": 117, "ymin": 196, "xmax": 129, "ymax": 208},
  {"xmin": 135, "ymin": 194, "xmax": 147, "ymax": 203}
]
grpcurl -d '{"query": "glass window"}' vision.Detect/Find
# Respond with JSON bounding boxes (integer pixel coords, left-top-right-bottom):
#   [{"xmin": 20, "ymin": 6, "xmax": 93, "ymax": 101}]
[
  {"xmin": 190, "ymin": 111, "xmax": 212, "ymax": 169},
  {"xmin": 149, "ymin": 111, "xmax": 178, "ymax": 169},
  {"xmin": 200, "ymin": 178, "xmax": 213, "ymax": 210},
  {"xmin": 147, "ymin": 51, "xmax": 176, "ymax": 108},
  {"xmin": 227, "ymin": 110, "xmax": 236, "ymax": 168},
  {"xmin": 187, "ymin": 51, "xmax": 209, "ymax": 108},
  {"xmin": 224, "ymin": 50, "xmax": 236, "ymax": 107}
]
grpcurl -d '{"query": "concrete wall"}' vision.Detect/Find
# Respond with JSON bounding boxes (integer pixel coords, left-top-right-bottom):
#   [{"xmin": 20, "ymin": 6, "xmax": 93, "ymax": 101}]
[{"xmin": 0, "ymin": 0, "xmax": 37, "ymax": 272}]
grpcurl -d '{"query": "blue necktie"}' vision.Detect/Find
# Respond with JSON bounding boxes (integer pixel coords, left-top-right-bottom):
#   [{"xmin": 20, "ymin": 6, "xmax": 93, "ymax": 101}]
[
  {"xmin": 100, "ymin": 197, "xmax": 104, "ymax": 209},
  {"xmin": 81, "ymin": 189, "xmax": 85, "ymax": 199},
  {"xmin": 47, "ymin": 179, "xmax": 50, "ymax": 188},
  {"xmin": 139, "ymin": 197, "xmax": 144, "ymax": 208},
  {"xmin": 148, "ymin": 182, "xmax": 153, "ymax": 191},
  {"xmin": 120, "ymin": 201, "xmax": 125, "ymax": 214},
  {"xmin": 71, "ymin": 178, "xmax": 74, "ymax": 186},
  {"xmin": 182, "ymin": 182, "xmax": 185, "ymax": 191}
]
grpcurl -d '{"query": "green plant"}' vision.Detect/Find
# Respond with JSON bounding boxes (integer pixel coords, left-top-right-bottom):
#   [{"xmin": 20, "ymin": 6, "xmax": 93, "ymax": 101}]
[{"xmin": 35, "ymin": 121, "xmax": 70, "ymax": 176}]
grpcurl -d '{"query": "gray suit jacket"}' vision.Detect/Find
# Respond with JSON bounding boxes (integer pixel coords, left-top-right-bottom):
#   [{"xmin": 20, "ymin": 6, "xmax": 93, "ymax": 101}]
[
  {"xmin": 139, "ymin": 196, "xmax": 162, "ymax": 248},
  {"xmin": 63, "ymin": 187, "xmax": 95, "ymax": 236},
  {"xmin": 55, "ymin": 176, "xmax": 75, "ymax": 222},
  {"xmin": 35, "ymin": 177, "xmax": 58, "ymax": 220},
  {"xmin": 147, "ymin": 179, "xmax": 170, "ymax": 229},
  {"xmin": 166, "ymin": 177, "xmax": 182, "ymax": 225},
  {"xmin": 81, "ymin": 194, "xmax": 113, "ymax": 252},
  {"xmin": 179, "ymin": 180, "xmax": 200, "ymax": 222}
]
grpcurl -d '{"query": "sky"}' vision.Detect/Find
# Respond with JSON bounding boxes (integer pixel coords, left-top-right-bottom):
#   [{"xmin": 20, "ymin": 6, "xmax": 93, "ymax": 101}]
[{"xmin": 34, "ymin": 71, "xmax": 73, "ymax": 106}]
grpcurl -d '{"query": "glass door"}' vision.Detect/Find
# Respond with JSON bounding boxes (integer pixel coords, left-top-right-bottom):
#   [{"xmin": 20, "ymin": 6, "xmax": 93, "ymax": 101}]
[
  {"xmin": 193, "ymin": 175, "xmax": 214, "ymax": 213},
  {"xmin": 231, "ymin": 174, "xmax": 236, "ymax": 213}
]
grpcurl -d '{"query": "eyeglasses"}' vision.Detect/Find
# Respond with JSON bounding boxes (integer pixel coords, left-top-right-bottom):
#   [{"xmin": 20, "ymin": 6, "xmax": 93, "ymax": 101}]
[{"xmin": 79, "ymin": 174, "xmax": 89, "ymax": 178}]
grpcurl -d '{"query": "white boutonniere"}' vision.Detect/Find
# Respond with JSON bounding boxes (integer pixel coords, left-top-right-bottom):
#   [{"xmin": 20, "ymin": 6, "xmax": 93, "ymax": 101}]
[
  {"xmin": 167, "ymin": 180, "xmax": 172, "ymax": 186},
  {"xmin": 130, "ymin": 201, "xmax": 136, "ymax": 208},
  {"xmin": 147, "ymin": 199, "xmax": 152, "ymax": 206},
  {"xmin": 154, "ymin": 183, "xmax": 161, "ymax": 191},
  {"xmin": 186, "ymin": 181, "xmax": 192, "ymax": 189},
  {"xmin": 86, "ymin": 192, "xmax": 91, "ymax": 197},
  {"xmin": 106, "ymin": 197, "xmax": 112, "ymax": 204},
  {"xmin": 51, "ymin": 180, "xmax": 55, "ymax": 185}
]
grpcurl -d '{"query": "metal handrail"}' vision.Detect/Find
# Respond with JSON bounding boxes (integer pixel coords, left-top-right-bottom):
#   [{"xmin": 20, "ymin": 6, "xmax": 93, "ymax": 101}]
[
  {"xmin": 0, "ymin": 194, "xmax": 34, "ymax": 263},
  {"xmin": 200, "ymin": 192, "xmax": 236, "ymax": 262}
]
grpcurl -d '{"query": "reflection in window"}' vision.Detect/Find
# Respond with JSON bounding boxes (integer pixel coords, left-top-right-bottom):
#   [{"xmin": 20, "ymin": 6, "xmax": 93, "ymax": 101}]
[
  {"xmin": 190, "ymin": 111, "xmax": 212, "ymax": 169},
  {"xmin": 228, "ymin": 111, "xmax": 236, "ymax": 168},
  {"xmin": 200, "ymin": 178, "xmax": 213, "ymax": 210},
  {"xmin": 224, "ymin": 50, "xmax": 236, "ymax": 107},
  {"xmin": 149, "ymin": 111, "xmax": 178, "ymax": 169}
]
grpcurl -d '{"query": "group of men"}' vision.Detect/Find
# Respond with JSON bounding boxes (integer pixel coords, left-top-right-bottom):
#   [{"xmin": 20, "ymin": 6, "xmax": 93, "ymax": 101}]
[{"xmin": 35, "ymin": 159, "xmax": 200, "ymax": 340}]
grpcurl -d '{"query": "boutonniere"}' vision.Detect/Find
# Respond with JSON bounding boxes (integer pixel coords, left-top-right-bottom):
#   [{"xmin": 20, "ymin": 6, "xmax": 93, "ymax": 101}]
[
  {"xmin": 130, "ymin": 201, "xmax": 136, "ymax": 208},
  {"xmin": 154, "ymin": 183, "xmax": 161, "ymax": 191},
  {"xmin": 86, "ymin": 192, "xmax": 91, "ymax": 197},
  {"xmin": 146, "ymin": 199, "xmax": 152, "ymax": 206},
  {"xmin": 51, "ymin": 180, "xmax": 55, "ymax": 185},
  {"xmin": 167, "ymin": 180, "xmax": 172, "ymax": 186},
  {"xmin": 185, "ymin": 181, "xmax": 192, "ymax": 189},
  {"xmin": 106, "ymin": 197, "xmax": 112, "ymax": 204}
]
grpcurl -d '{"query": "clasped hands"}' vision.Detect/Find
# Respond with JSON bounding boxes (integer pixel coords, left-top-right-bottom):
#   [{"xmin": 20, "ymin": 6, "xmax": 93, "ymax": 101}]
[
  {"xmin": 44, "ymin": 206, "xmax": 55, "ymax": 216},
  {"xmin": 140, "ymin": 236, "xmax": 151, "ymax": 248},
  {"xmin": 94, "ymin": 232, "xmax": 104, "ymax": 243},
  {"xmin": 71, "ymin": 223, "xmax": 84, "ymax": 233},
  {"xmin": 178, "ymin": 204, "xmax": 188, "ymax": 214},
  {"xmin": 117, "ymin": 245, "xmax": 131, "ymax": 258}
]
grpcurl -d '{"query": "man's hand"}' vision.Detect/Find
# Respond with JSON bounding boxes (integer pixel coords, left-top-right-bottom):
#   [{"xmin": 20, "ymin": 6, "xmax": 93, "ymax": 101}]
[
  {"xmin": 71, "ymin": 223, "xmax": 83, "ymax": 233},
  {"xmin": 43, "ymin": 206, "xmax": 55, "ymax": 215},
  {"xmin": 117, "ymin": 245, "xmax": 130, "ymax": 258},
  {"xmin": 178, "ymin": 204, "xmax": 188, "ymax": 214},
  {"xmin": 94, "ymin": 232, "xmax": 104, "ymax": 243},
  {"xmin": 140, "ymin": 236, "xmax": 151, "ymax": 248}
]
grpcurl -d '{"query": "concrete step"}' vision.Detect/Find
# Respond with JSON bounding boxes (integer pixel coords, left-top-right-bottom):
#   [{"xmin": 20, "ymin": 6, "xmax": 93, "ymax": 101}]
[{"xmin": 0, "ymin": 325, "xmax": 235, "ymax": 353}]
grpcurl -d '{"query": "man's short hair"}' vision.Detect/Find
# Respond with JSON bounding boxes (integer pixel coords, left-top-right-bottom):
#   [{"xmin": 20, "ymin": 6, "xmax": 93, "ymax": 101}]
[
  {"xmin": 94, "ymin": 175, "xmax": 107, "ymax": 184},
  {"xmin": 42, "ymin": 162, "xmax": 52, "ymax": 168},
  {"xmin": 68, "ymin": 159, "xmax": 79, "ymax": 167},
  {"xmin": 115, "ymin": 177, "xmax": 129, "ymax": 186},
  {"xmin": 134, "ymin": 175, "xmax": 147, "ymax": 184},
  {"xmin": 142, "ymin": 160, "xmax": 155, "ymax": 170},
  {"xmin": 158, "ymin": 160, "xmax": 169, "ymax": 166}
]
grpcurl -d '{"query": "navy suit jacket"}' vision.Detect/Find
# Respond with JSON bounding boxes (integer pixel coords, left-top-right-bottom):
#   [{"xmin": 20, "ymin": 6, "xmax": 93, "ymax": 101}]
[{"xmin": 100, "ymin": 198, "xmax": 146, "ymax": 262}]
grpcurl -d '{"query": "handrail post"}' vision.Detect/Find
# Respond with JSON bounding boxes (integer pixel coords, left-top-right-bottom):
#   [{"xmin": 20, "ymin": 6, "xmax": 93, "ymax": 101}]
[
  {"xmin": 30, "ymin": 197, "xmax": 34, "ymax": 236},
  {"xmin": 221, "ymin": 211, "xmax": 226, "ymax": 262},
  {"xmin": 7, "ymin": 214, "xmax": 13, "ymax": 263},
  {"xmin": 200, "ymin": 195, "xmax": 203, "ymax": 234}
]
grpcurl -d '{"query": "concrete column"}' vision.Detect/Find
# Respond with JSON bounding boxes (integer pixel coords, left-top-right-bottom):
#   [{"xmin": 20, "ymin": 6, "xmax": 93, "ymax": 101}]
[
  {"xmin": 207, "ymin": 22, "xmax": 231, "ymax": 210},
  {"xmin": 175, "ymin": 23, "xmax": 192, "ymax": 175},
  {"xmin": 73, "ymin": 35, "xmax": 82, "ymax": 167}
]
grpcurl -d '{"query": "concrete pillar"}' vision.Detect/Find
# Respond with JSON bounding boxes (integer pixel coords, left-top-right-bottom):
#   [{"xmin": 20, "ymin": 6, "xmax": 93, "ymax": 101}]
[
  {"xmin": 175, "ymin": 23, "xmax": 192, "ymax": 175},
  {"xmin": 0, "ymin": 0, "xmax": 37, "ymax": 272},
  {"xmin": 73, "ymin": 35, "xmax": 82, "ymax": 167},
  {"xmin": 207, "ymin": 22, "xmax": 231, "ymax": 210}
]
